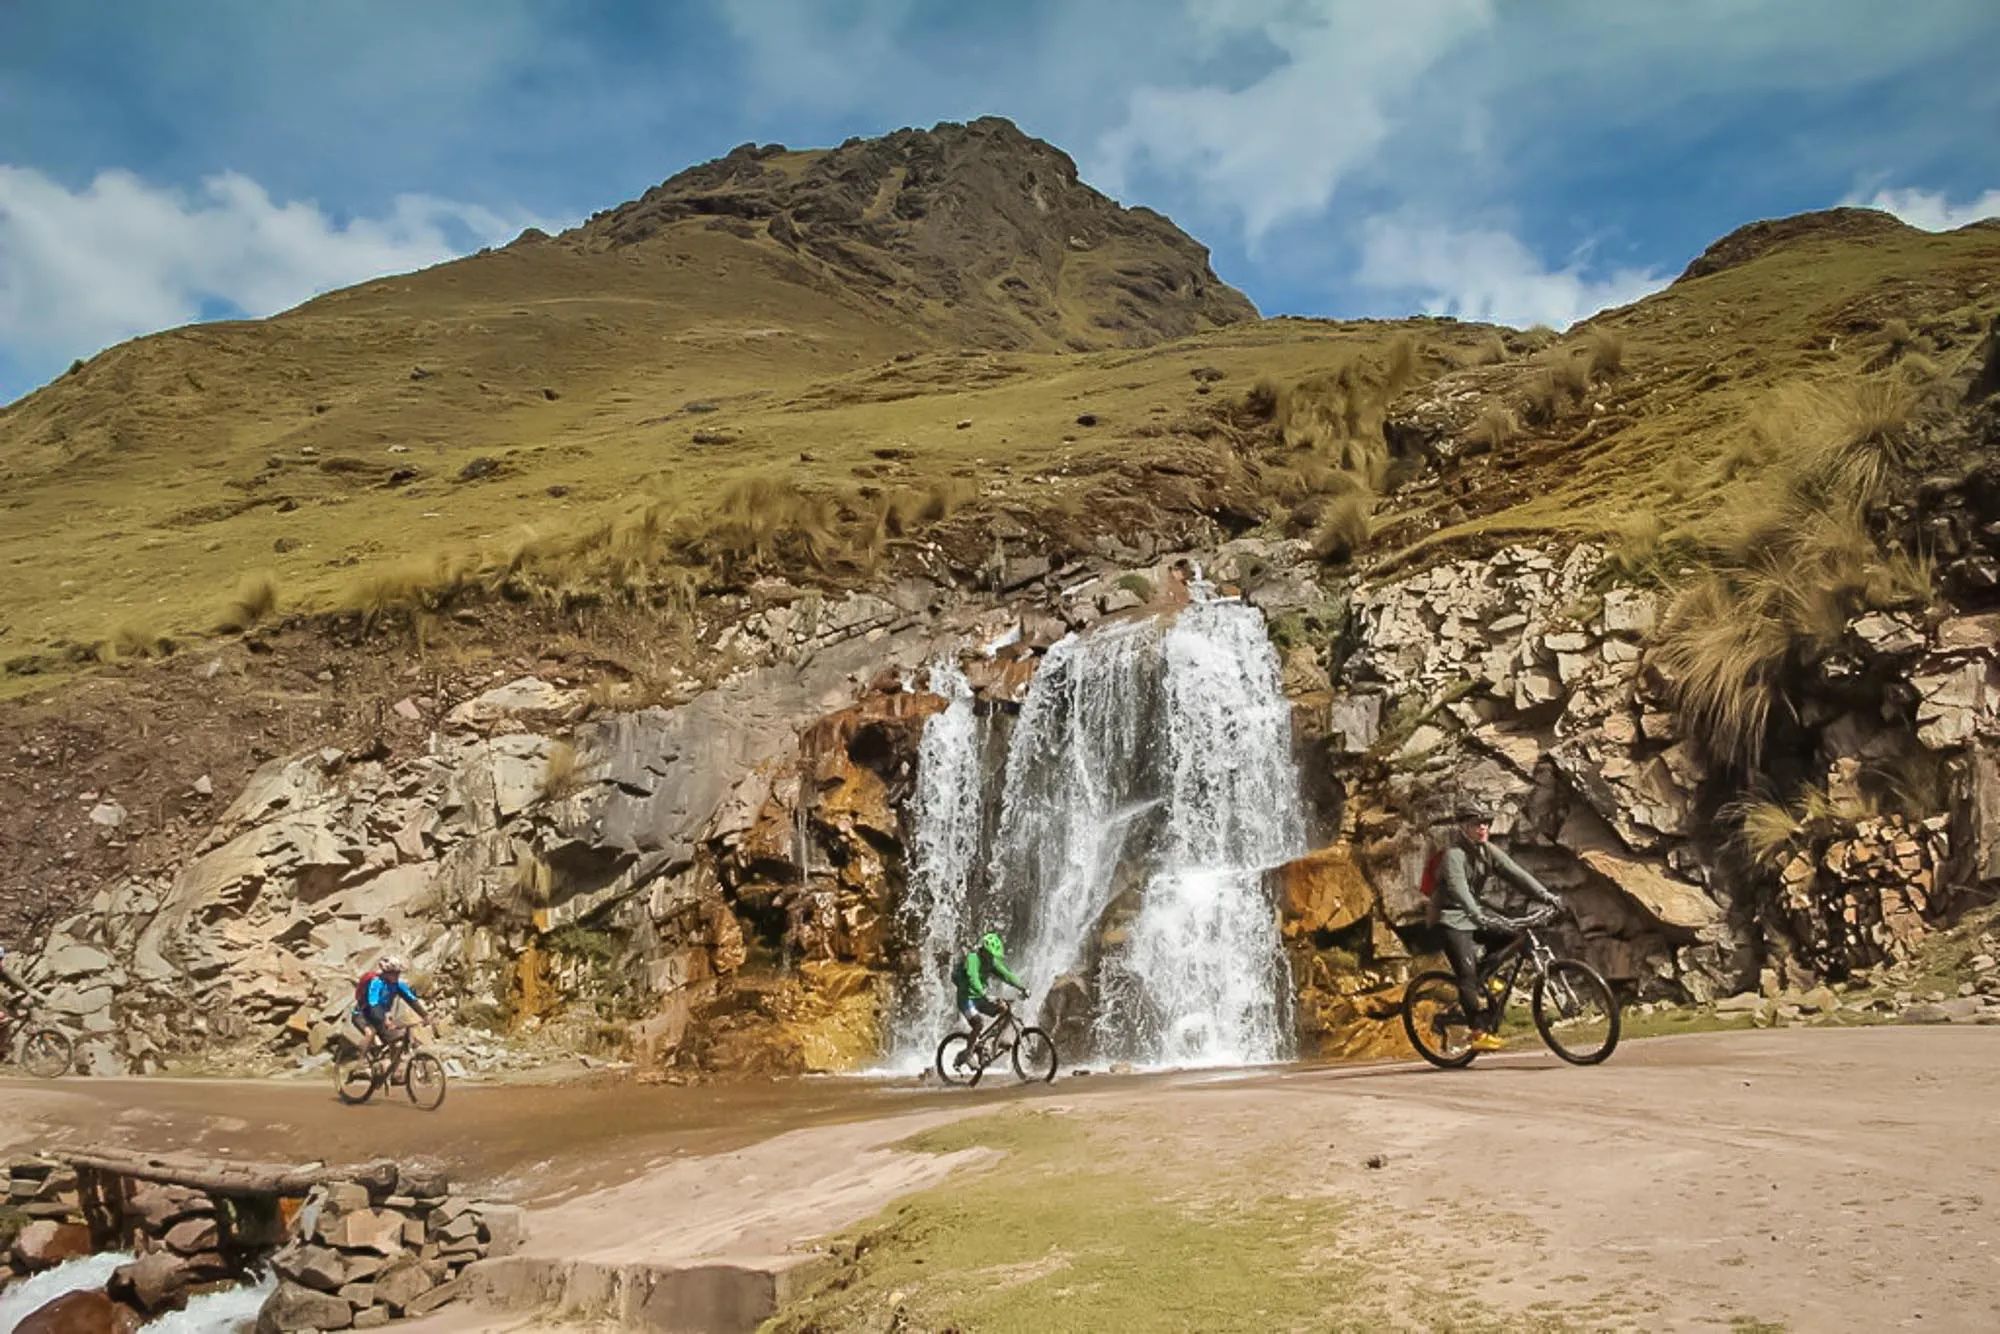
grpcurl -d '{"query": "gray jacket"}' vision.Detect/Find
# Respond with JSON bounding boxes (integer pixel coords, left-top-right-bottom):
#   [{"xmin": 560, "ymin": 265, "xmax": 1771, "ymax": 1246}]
[{"xmin": 1437, "ymin": 838, "xmax": 1560, "ymax": 933}]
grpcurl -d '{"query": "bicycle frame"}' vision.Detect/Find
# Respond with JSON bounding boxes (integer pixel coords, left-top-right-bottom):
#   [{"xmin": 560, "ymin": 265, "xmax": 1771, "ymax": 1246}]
[
  {"xmin": 970, "ymin": 1002, "xmax": 1022, "ymax": 1067},
  {"xmin": 1478, "ymin": 926, "xmax": 1560, "ymax": 1008}
]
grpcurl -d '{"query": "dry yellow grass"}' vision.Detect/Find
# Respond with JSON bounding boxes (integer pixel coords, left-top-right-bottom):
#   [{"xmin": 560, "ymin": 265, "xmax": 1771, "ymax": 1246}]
[{"xmin": 215, "ymin": 571, "xmax": 280, "ymax": 633}]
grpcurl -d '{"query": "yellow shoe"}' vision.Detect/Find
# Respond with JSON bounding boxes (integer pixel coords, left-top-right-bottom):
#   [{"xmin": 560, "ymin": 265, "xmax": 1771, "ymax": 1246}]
[{"xmin": 1469, "ymin": 1032, "xmax": 1506, "ymax": 1052}]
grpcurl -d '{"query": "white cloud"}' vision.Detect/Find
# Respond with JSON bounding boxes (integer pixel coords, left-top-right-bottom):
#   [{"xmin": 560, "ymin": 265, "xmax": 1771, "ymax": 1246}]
[
  {"xmin": 1355, "ymin": 217, "xmax": 1665, "ymax": 330},
  {"xmin": 1092, "ymin": 0, "xmax": 1493, "ymax": 242},
  {"xmin": 0, "ymin": 166, "xmax": 555, "ymax": 397},
  {"xmin": 1842, "ymin": 186, "xmax": 2000, "ymax": 232}
]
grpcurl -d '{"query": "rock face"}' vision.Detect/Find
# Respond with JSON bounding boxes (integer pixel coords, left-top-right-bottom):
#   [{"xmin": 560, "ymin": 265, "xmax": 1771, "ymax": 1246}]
[
  {"xmin": 1315, "ymin": 531, "xmax": 2000, "ymax": 1002},
  {"xmin": 14, "ymin": 503, "xmax": 1999, "ymax": 1066}
]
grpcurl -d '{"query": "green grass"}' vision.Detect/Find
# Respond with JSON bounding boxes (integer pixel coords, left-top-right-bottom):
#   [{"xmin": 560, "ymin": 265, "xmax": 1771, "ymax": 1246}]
[{"xmin": 767, "ymin": 1108, "xmax": 1575, "ymax": 1334}]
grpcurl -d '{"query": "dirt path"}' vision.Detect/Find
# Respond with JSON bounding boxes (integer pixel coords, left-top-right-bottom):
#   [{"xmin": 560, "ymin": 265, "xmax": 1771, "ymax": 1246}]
[{"xmin": 7, "ymin": 1029, "xmax": 1997, "ymax": 1331}]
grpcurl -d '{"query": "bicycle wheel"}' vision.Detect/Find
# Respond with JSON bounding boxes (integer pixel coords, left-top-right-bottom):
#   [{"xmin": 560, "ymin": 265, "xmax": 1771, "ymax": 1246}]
[
  {"xmin": 19, "ymin": 1026, "xmax": 73, "ymax": 1079},
  {"xmin": 1532, "ymin": 960, "xmax": 1621, "ymax": 1065},
  {"xmin": 1402, "ymin": 971, "xmax": 1479, "ymax": 1069},
  {"xmin": 935, "ymin": 1033, "xmax": 977, "ymax": 1087},
  {"xmin": 334, "ymin": 1050, "xmax": 379, "ymax": 1105},
  {"xmin": 1011, "ymin": 1027, "xmax": 1059, "ymax": 1084},
  {"xmin": 405, "ymin": 1053, "xmax": 448, "ymax": 1110}
]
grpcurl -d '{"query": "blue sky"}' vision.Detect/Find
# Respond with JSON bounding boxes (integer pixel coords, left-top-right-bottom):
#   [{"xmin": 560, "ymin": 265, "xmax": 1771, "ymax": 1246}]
[{"xmin": 3, "ymin": 0, "xmax": 1997, "ymax": 404}]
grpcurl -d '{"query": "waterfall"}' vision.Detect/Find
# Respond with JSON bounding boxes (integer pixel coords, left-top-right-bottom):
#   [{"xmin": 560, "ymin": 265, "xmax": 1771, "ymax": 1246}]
[
  {"xmin": 1098, "ymin": 605, "xmax": 1304, "ymax": 1065},
  {"xmin": 889, "ymin": 597, "xmax": 1304, "ymax": 1071},
  {"xmin": 884, "ymin": 660, "xmax": 986, "ymax": 1066}
]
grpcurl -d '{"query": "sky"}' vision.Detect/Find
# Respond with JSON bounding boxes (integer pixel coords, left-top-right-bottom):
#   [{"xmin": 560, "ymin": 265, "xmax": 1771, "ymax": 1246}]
[{"xmin": 2, "ymin": 0, "xmax": 1997, "ymax": 404}]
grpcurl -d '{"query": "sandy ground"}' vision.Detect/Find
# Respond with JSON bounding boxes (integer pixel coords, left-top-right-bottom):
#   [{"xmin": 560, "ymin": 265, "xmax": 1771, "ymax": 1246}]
[{"xmin": 6, "ymin": 1029, "xmax": 1998, "ymax": 1331}]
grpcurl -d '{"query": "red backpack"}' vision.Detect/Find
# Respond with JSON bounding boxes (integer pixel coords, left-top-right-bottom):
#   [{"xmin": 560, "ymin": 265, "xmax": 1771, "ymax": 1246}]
[
  {"xmin": 1418, "ymin": 849, "xmax": 1448, "ymax": 927},
  {"xmin": 353, "ymin": 970, "xmax": 379, "ymax": 1009}
]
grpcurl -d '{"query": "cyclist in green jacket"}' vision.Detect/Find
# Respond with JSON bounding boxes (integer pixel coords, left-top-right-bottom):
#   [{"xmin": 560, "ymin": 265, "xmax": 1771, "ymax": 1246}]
[{"xmin": 952, "ymin": 931, "xmax": 1026, "ymax": 1061}]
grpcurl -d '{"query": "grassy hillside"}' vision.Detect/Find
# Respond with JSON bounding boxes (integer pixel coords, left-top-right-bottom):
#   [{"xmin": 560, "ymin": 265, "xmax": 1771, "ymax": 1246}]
[{"xmin": 1, "ymin": 115, "xmax": 1994, "ymax": 705}]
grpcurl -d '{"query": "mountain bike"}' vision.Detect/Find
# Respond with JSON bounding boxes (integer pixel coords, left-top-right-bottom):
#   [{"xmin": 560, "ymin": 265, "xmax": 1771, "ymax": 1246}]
[
  {"xmin": 1403, "ymin": 907, "xmax": 1621, "ymax": 1068},
  {"xmin": 935, "ymin": 996, "xmax": 1059, "ymax": 1087},
  {"xmin": 1, "ymin": 1005, "xmax": 75, "ymax": 1078},
  {"xmin": 334, "ymin": 1024, "xmax": 447, "ymax": 1110}
]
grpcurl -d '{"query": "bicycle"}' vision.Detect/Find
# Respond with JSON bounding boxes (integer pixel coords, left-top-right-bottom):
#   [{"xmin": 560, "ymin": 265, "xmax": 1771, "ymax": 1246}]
[
  {"xmin": 334, "ymin": 1023, "xmax": 447, "ymax": 1110},
  {"xmin": 1403, "ymin": 906, "xmax": 1621, "ymax": 1068},
  {"xmin": 1, "ymin": 1005, "xmax": 75, "ymax": 1079},
  {"xmin": 935, "ymin": 995, "xmax": 1059, "ymax": 1087}
]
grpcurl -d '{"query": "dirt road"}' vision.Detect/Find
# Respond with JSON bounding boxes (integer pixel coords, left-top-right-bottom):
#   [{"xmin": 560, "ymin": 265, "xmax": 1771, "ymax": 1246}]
[{"xmin": 6, "ymin": 1029, "xmax": 1997, "ymax": 1331}]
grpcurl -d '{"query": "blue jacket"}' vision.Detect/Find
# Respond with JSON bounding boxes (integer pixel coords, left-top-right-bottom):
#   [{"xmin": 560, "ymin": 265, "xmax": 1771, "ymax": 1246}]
[{"xmin": 359, "ymin": 975, "xmax": 422, "ymax": 1021}]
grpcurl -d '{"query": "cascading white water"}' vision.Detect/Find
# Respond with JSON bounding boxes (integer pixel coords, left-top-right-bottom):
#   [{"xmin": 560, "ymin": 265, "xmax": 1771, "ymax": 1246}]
[
  {"xmin": 148, "ymin": 1272, "xmax": 277, "ymax": 1333},
  {"xmin": 0, "ymin": 1255, "xmax": 271, "ymax": 1333},
  {"xmin": 885, "ymin": 660, "xmax": 986, "ymax": 1064},
  {"xmin": 889, "ymin": 596, "xmax": 1305, "ymax": 1071},
  {"xmin": 1097, "ymin": 603, "xmax": 1305, "ymax": 1064}
]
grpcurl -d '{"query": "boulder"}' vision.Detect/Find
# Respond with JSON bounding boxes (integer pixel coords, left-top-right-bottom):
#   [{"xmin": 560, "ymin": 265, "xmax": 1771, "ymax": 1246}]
[
  {"xmin": 11, "ymin": 1219, "xmax": 92, "ymax": 1270},
  {"xmin": 372, "ymin": 1258, "xmax": 435, "ymax": 1313},
  {"xmin": 1270, "ymin": 846, "xmax": 1376, "ymax": 937},
  {"xmin": 256, "ymin": 1280, "xmax": 352, "ymax": 1332},
  {"xmin": 275, "ymin": 1242, "xmax": 348, "ymax": 1292},
  {"xmin": 442, "ymin": 676, "xmax": 580, "ymax": 733},
  {"xmin": 330, "ymin": 1208, "xmax": 407, "ymax": 1256},
  {"xmin": 1577, "ymin": 848, "xmax": 1722, "ymax": 933},
  {"xmin": 110, "ymin": 1250, "xmax": 192, "ymax": 1315},
  {"xmin": 14, "ymin": 1290, "xmax": 143, "ymax": 1334},
  {"xmin": 162, "ymin": 1216, "xmax": 220, "ymax": 1255}
]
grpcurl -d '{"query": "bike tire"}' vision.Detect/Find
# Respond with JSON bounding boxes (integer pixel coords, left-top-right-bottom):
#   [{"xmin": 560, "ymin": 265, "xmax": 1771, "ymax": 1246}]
[
  {"xmin": 19, "ymin": 1026, "xmax": 73, "ymax": 1079},
  {"xmin": 935, "ymin": 1033, "xmax": 977, "ymax": 1087},
  {"xmin": 1402, "ymin": 971, "xmax": 1479, "ymax": 1069},
  {"xmin": 1532, "ymin": 960, "xmax": 1621, "ymax": 1065},
  {"xmin": 1011, "ymin": 1026, "xmax": 1059, "ymax": 1084},
  {"xmin": 405, "ymin": 1052, "xmax": 448, "ymax": 1111},
  {"xmin": 334, "ymin": 1051, "xmax": 379, "ymax": 1105}
]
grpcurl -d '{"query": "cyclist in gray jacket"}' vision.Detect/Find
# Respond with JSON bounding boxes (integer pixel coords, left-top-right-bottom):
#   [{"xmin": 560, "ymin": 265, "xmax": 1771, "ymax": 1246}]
[{"xmin": 1437, "ymin": 806, "xmax": 1563, "ymax": 1050}]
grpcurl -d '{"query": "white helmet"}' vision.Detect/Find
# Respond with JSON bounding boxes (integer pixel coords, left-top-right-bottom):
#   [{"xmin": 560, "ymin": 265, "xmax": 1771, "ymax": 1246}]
[{"xmin": 377, "ymin": 955, "xmax": 406, "ymax": 974}]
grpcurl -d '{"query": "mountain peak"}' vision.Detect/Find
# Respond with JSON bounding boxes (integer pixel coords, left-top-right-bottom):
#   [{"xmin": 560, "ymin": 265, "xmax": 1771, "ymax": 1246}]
[{"xmin": 576, "ymin": 117, "xmax": 1256, "ymax": 350}]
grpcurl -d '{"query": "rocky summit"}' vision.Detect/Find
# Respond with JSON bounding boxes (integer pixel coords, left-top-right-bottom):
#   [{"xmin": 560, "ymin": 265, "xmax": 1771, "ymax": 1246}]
[{"xmin": 1, "ymin": 118, "xmax": 1998, "ymax": 1089}]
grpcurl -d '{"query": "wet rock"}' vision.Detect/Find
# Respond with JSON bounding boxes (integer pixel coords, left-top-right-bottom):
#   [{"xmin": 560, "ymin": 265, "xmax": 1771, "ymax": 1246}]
[
  {"xmin": 1270, "ymin": 846, "xmax": 1375, "ymax": 937},
  {"xmin": 110, "ymin": 1250, "xmax": 192, "ymax": 1315},
  {"xmin": 14, "ymin": 1290, "xmax": 142, "ymax": 1334}
]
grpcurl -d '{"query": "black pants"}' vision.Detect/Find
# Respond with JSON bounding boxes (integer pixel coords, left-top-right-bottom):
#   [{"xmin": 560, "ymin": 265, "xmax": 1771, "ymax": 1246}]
[{"xmin": 1442, "ymin": 927, "xmax": 1509, "ymax": 1030}]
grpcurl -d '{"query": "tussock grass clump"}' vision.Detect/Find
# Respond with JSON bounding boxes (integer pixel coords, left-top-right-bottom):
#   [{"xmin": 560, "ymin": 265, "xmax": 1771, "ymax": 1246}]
[
  {"xmin": 102, "ymin": 618, "xmax": 174, "ymax": 662},
  {"xmin": 1656, "ymin": 373, "xmax": 1933, "ymax": 769},
  {"xmin": 1520, "ymin": 368, "xmax": 1564, "ymax": 425},
  {"xmin": 1310, "ymin": 494, "xmax": 1373, "ymax": 565},
  {"xmin": 1726, "ymin": 793, "xmax": 1804, "ymax": 867},
  {"xmin": 1654, "ymin": 574, "xmax": 1794, "ymax": 769},
  {"xmin": 1470, "ymin": 332, "xmax": 1509, "ymax": 365},
  {"xmin": 1583, "ymin": 328, "xmax": 1626, "ymax": 379},
  {"xmin": 216, "ymin": 571, "xmax": 279, "ymax": 632},
  {"xmin": 1896, "ymin": 351, "xmax": 1942, "ymax": 385},
  {"xmin": 1469, "ymin": 405, "xmax": 1517, "ymax": 451},
  {"xmin": 1552, "ymin": 351, "xmax": 1592, "ymax": 398},
  {"xmin": 541, "ymin": 740, "xmax": 583, "ymax": 799},
  {"xmin": 1115, "ymin": 573, "xmax": 1156, "ymax": 602}
]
